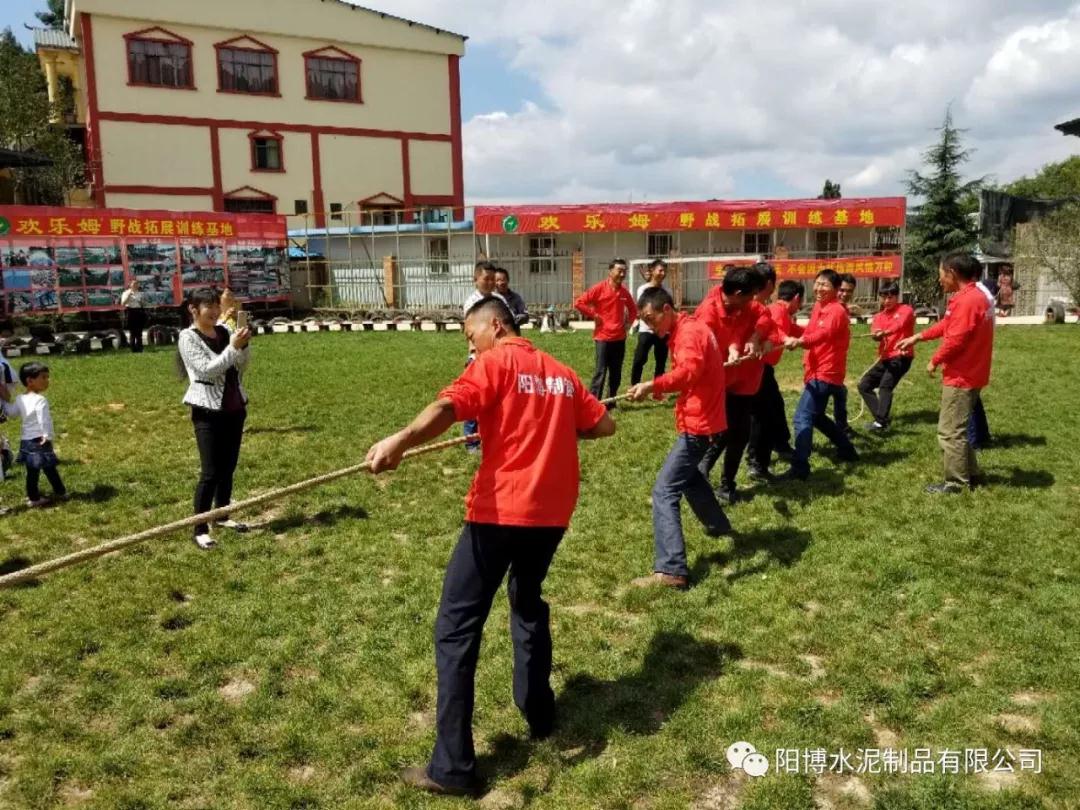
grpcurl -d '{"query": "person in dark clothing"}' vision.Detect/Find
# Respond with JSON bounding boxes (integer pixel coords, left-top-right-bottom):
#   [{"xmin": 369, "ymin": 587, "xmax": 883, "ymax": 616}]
[
  {"xmin": 574, "ymin": 259, "xmax": 637, "ymax": 407},
  {"xmin": 630, "ymin": 258, "xmax": 671, "ymax": 386},
  {"xmin": 493, "ymin": 267, "xmax": 530, "ymax": 327}
]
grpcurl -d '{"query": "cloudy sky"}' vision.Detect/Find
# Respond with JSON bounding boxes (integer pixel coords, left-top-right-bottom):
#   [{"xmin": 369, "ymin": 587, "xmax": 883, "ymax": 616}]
[{"xmin": 359, "ymin": 0, "xmax": 1080, "ymax": 204}]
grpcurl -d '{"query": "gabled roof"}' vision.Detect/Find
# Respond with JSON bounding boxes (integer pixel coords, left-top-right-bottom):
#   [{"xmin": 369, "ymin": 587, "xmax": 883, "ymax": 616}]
[
  {"xmin": 31, "ymin": 27, "xmax": 78, "ymax": 51},
  {"xmin": 1055, "ymin": 117, "xmax": 1080, "ymax": 137},
  {"xmin": 321, "ymin": 0, "xmax": 467, "ymax": 41}
]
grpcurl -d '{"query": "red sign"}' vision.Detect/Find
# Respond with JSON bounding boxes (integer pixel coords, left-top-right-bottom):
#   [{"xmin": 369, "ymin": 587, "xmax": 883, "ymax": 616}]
[
  {"xmin": 708, "ymin": 255, "xmax": 902, "ymax": 280},
  {"xmin": 0, "ymin": 206, "xmax": 283, "ymax": 241},
  {"xmin": 476, "ymin": 197, "xmax": 906, "ymax": 235}
]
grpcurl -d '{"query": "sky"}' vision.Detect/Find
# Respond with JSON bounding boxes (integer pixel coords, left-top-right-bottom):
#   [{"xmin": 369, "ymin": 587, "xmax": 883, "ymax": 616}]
[{"xmin": 5, "ymin": 0, "xmax": 1080, "ymax": 205}]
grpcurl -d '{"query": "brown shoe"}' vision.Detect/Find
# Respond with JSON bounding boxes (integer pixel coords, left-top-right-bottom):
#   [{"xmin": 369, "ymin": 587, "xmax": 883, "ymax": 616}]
[
  {"xmin": 399, "ymin": 766, "xmax": 478, "ymax": 797},
  {"xmin": 630, "ymin": 572, "xmax": 689, "ymax": 590}
]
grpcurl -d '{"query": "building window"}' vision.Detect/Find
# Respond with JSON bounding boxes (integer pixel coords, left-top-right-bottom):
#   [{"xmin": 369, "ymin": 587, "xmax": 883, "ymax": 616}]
[
  {"xmin": 872, "ymin": 226, "xmax": 902, "ymax": 255},
  {"xmin": 815, "ymin": 230, "xmax": 841, "ymax": 258},
  {"xmin": 647, "ymin": 232, "xmax": 673, "ymax": 256},
  {"xmin": 127, "ymin": 35, "xmax": 193, "ymax": 89},
  {"xmin": 529, "ymin": 236, "xmax": 556, "ymax": 273},
  {"xmin": 304, "ymin": 48, "xmax": 361, "ymax": 102},
  {"xmin": 250, "ymin": 134, "xmax": 283, "ymax": 172},
  {"xmin": 294, "ymin": 199, "xmax": 308, "ymax": 215},
  {"xmin": 224, "ymin": 197, "xmax": 275, "ymax": 214},
  {"xmin": 427, "ymin": 237, "xmax": 449, "ymax": 275},
  {"xmin": 218, "ymin": 46, "xmax": 277, "ymax": 94},
  {"xmin": 743, "ymin": 231, "xmax": 771, "ymax": 255},
  {"xmin": 330, "ymin": 202, "xmax": 344, "ymax": 222}
]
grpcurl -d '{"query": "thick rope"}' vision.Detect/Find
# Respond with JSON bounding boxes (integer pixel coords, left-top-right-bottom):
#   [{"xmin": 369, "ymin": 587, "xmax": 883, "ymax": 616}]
[{"xmin": 0, "ymin": 434, "xmax": 473, "ymax": 589}]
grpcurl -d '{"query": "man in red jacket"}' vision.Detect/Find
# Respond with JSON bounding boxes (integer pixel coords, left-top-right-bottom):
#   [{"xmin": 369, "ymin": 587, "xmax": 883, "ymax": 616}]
[
  {"xmin": 574, "ymin": 258, "xmax": 638, "ymax": 406},
  {"xmin": 693, "ymin": 266, "xmax": 773, "ymax": 503},
  {"xmin": 782, "ymin": 269, "xmax": 859, "ymax": 479},
  {"xmin": 626, "ymin": 286, "xmax": 732, "ymax": 590},
  {"xmin": 896, "ymin": 252, "xmax": 993, "ymax": 494},
  {"xmin": 857, "ymin": 282, "xmax": 915, "ymax": 431},
  {"xmin": 367, "ymin": 296, "xmax": 616, "ymax": 795},
  {"xmin": 748, "ymin": 279, "xmax": 804, "ymax": 477}
]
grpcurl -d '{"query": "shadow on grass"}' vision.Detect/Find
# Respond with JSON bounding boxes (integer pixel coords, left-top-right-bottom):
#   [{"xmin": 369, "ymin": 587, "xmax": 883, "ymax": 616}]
[
  {"xmin": 895, "ymin": 409, "xmax": 939, "ymax": 426},
  {"xmin": 849, "ymin": 449, "xmax": 907, "ymax": 468},
  {"xmin": 766, "ymin": 468, "xmax": 847, "ymax": 504},
  {"xmin": 690, "ymin": 527, "xmax": 811, "ymax": 584},
  {"xmin": 983, "ymin": 467, "xmax": 1055, "ymax": 489},
  {"xmin": 0, "ymin": 557, "xmax": 40, "ymax": 588},
  {"xmin": 266, "ymin": 503, "xmax": 370, "ymax": 532},
  {"xmin": 477, "ymin": 631, "xmax": 741, "ymax": 783},
  {"xmin": 245, "ymin": 424, "xmax": 318, "ymax": 435},
  {"xmin": 983, "ymin": 433, "xmax": 1048, "ymax": 450},
  {"xmin": 68, "ymin": 484, "xmax": 120, "ymax": 504}
]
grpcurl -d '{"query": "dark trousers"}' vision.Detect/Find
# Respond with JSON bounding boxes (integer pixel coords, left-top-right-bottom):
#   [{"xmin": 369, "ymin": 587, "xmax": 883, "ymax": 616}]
[
  {"xmin": 589, "ymin": 340, "xmax": 626, "ymax": 401},
  {"xmin": 857, "ymin": 356, "xmax": 912, "ymax": 426},
  {"xmin": 127, "ymin": 308, "xmax": 147, "ymax": 353},
  {"xmin": 428, "ymin": 522, "xmax": 564, "ymax": 789},
  {"xmin": 192, "ymin": 407, "xmax": 246, "ymax": 535},
  {"xmin": 832, "ymin": 385, "xmax": 849, "ymax": 430},
  {"xmin": 20, "ymin": 439, "xmax": 66, "ymax": 501},
  {"xmin": 791, "ymin": 380, "xmax": 857, "ymax": 476},
  {"xmin": 748, "ymin": 365, "xmax": 790, "ymax": 471},
  {"xmin": 698, "ymin": 392, "xmax": 754, "ymax": 490},
  {"xmin": 968, "ymin": 393, "xmax": 991, "ymax": 449},
  {"xmin": 630, "ymin": 331, "xmax": 669, "ymax": 386}
]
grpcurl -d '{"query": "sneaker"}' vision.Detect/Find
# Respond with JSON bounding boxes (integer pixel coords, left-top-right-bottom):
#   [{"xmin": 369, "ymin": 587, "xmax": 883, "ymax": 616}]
[
  {"xmin": 26, "ymin": 497, "xmax": 50, "ymax": 508},
  {"xmin": 630, "ymin": 572, "xmax": 689, "ymax": 590},
  {"xmin": 193, "ymin": 533, "xmax": 217, "ymax": 549},
  {"xmin": 215, "ymin": 519, "xmax": 249, "ymax": 532},
  {"xmin": 924, "ymin": 482, "xmax": 967, "ymax": 495},
  {"xmin": 866, "ymin": 421, "xmax": 886, "ymax": 432},
  {"xmin": 747, "ymin": 466, "xmax": 774, "ymax": 483},
  {"xmin": 399, "ymin": 766, "xmax": 478, "ymax": 797}
]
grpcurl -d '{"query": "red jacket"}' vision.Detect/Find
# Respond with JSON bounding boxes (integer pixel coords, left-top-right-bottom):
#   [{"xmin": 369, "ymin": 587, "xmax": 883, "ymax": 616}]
[
  {"xmin": 694, "ymin": 288, "xmax": 771, "ymax": 354},
  {"xmin": 574, "ymin": 281, "xmax": 637, "ymax": 342},
  {"xmin": 919, "ymin": 283, "xmax": 994, "ymax": 389},
  {"xmin": 800, "ymin": 300, "xmax": 850, "ymax": 385},
  {"xmin": 726, "ymin": 300, "xmax": 779, "ymax": 395},
  {"xmin": 763, "ymin": 301, "xmax": 804, "ymax": 366},
  {"xmin": 871, "ymin": 304, "xmax": 915, "ymax": 360},
  {"xmin": 651, "ymin": 314, "xmax": 727, "ymax": 435},
  {"xmin": 439, "ymin": 338, "xmax": 607, "ymax": 527}
]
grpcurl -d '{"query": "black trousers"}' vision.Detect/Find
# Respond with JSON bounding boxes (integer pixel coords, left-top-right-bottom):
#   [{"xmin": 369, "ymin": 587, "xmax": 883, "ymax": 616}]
[
  {"xmin": 127, "ymin": 308, "xmax": 147, "ymax": 353},
  {"xmin": 27, "ymin": 466, "xmax": 66, "ymax": 501},
  {"xmin": 428, "ymin": 522, "xmax": 564, "ymax": 789},
  {"xmin": 748, "ymin": 364, "xmax": 790, "ymax": 471},
  {"xmin": 630, "ymin": 331, "xmax": 669, "ymax": 386},
  {"xmin": 192, "ymin": 407, "xmax": 246, "ymax": 535},
  {"xmin": 698, "ymin": 391, "xmax": 755, "ymax": 490},
  {"xmin": 589, "ymin": 340, "xmax": 626, "ymax": 401},
  {"xmin": 857, "ymin": 356, "xmax": 912, "ymax": 426}
]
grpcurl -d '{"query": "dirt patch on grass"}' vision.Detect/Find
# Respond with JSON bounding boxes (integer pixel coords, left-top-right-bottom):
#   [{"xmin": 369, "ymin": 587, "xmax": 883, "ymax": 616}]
[
  {"xmin": 993, "ymin": 713, "xmax": 1039, "ymax": 736},
  {"xmin": 816, "ymin": 691, "xmax": 842, "ymax": 708},
  {"xmin": 58, "ymin": 783, "xmax": 94, "ymax": 805},
  {"xmin": 799, "ymin": 600, "xmax": 823, "ymax": 616},
  {"xmin": 219, "ymin": 677, "xmax": 256, "ymax": 703},
  {"xmin": 479, "ymin": 787, "xmax": 524, "ymax": 810},
  {"xmin": 691, "ymin": 771, "xmax": 749, "ymax": 809},
  {"xmin": 287, "ymin": 765, "xmax": 317, "ymax": 783},
  {"xmin": 736, "ymin": 658, "xmax": 793, "ymax": 679},
  {"xmin": 799, "ymin": 654, "xmax": 826, "ymax": 680},
  {"xmin": 864, "ymin": 712, "xmax": 900, "ymax": 748},
  {"xmin": 976, "ymin": 768, "xmax": 1020, "ymax": 792},
  {"xmin": 1011, "ymin": 690, "xmax": 1051, "ymax": 707},
  {"xmin": 407, "ymin": 710, "xmax": 434, "ymax": 730},
  {"xmin": 286, "ymin": 667, "xmax": 318, "ymax": 683},
  {"xmin": 813, "ymin": 775, "xmax": 872, "ymax": 809}
]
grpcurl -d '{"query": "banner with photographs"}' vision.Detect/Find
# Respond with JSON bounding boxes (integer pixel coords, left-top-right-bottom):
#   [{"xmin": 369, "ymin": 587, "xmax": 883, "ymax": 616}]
[{"xmin": 0, "ymin": 206, "xmax": 287, "ymax": 317}]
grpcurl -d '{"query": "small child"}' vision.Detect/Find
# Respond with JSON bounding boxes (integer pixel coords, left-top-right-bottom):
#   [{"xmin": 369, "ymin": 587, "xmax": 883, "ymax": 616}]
[{"xmin": 3, "ymin": 362, "xmax": 66, "ymax": 507}]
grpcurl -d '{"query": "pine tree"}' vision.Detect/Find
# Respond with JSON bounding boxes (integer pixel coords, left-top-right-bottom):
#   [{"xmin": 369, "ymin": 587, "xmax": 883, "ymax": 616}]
[
  {"xmin": 819, "ymin": 179, "xmax": 842, "ymax": 199},
  {"xmin": 35, "ymin": 0, "xmax": 66, "ymax": 30},
  {"xmin": 905, "ymin": 109, "xmax": 982, "ymax": 303}
]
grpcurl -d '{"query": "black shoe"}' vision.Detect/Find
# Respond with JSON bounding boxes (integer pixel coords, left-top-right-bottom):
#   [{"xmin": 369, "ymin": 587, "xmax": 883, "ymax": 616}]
[
  {"xmin": 747, "ymin": 466, "xmax": 774, "ymax": 483},
  {"xmin": 715, "ymin": 486, "xmax": 737, "ymax": 505},
  {"xmin": 775, "ymin": 445, "xmax": 795, "ymax": 460},
  {"xmin": 866, "ymin": 421, "xmax": 887, "ymax": 432},
  {"xmin": 706, "ymin": 522, "xmax": 735, "ymax": 538},
  {"xmin": 400, "ymin": 767, "xmax": 478, "ymax": 797},
  {"xmin": 837, "ymin": 448, "xmax": 860, "ymax": 463},
  {"xmin": 779, "ymin": 468, "xmax": 809, "ymax": 482},
  {"xmin": 842, "ymin": 426, "xmax": 857, "ymax": 440},
  {"xmin": 924, "ymin": 482, "xmax": 967, "ymax": 495}
]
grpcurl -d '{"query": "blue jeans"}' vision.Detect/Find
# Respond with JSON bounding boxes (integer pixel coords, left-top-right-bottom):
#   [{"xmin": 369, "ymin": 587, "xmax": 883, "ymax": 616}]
[
  {"xmin": 967, "ymin": 394, "xmax": 990, "ymax": 448},
  {"xmin": 652, "ymin": 433, "xmax": 732, "ymax": 578},
  {"xmin": 791, "ymin": 380, "xmax": 857, "ymax": 476}
]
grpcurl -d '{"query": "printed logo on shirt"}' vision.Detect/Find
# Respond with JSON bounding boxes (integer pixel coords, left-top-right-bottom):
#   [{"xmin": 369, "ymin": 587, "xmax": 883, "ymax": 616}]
[{"xmin": 518, "ymin": 373, "xmax": 575, "ymax": 397}]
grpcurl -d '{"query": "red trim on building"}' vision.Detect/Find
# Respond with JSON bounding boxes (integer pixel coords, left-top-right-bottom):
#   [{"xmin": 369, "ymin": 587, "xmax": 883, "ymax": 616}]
[
  {"xmin": 400, "ymin": 139, "xmax": 413, "ymax": 210},
  {"xmin": 210, "ymin": 125, "xmax": 224, "ymax": 210},
  {"xmin": 248, "ymin": 129, "xmax": 286, "ymax": 173},
  {"xmin": 303, "ymin": 45, "xmax": 362, "ymax": 104},
  {"xmin": 104, "ymin": 185, "xmax": 216, "ymax": 195},
  {"xmin": 79, "ymin": 13, "xmax": 106, "ymax": 207},
  {"xmin": 124, "ymin": 26, "xmax": 196, "ymax": 90},
  {"xmin": 214, "ymin": 35, "xmax": 281, "ymax": 97},
  {"xmin": 96, "ymin": 110, "xmax": 450, "ymax": 141},
  {"xmin": 311, "ymin": 132, "xmax": 326, "ymax": 228},
  {"xmin": 448, "ymin": 55, "xmax": 464, "ymax": 220},
  {"xmin": 411, "ymin": 195, "xmax": 457, "ymax": 206}
]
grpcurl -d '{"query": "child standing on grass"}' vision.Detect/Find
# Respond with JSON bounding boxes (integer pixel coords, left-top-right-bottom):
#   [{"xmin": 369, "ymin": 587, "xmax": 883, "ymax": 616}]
[{"xmin": 2, "ymin": 362, "xmax": 67, "ymax": 507}]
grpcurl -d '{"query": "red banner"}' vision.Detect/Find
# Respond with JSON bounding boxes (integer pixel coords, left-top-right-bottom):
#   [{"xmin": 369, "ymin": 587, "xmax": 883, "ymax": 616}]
[
  {"xmin": 0, "ymin": 206, "xmax": 288, "ymax": 317},
  {"xmin": 708, "ymin": 255, "xmax": 902, "ymax": 280},
  {"xmin": 476, "ymin": 197, "xmax": 905, "ymax": 235}
]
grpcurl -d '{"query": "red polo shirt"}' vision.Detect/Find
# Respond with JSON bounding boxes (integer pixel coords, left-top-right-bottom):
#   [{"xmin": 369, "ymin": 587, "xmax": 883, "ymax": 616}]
[
  {"xmin": 919, "ymin": 283, "xmax": 994, "ymax": 389},
  {"xmin": 800, "ymin": 300, "xmax": 850, "ymax": 385},
  {"xmin": 651, "ymin": 314, "xmax": 727, "ymax": 435},
  {"xmin": 574, "ymin": 281, "xmax": 638, "ymax": 342},
  {"xmin": 763, "ymin": 301, "xmax": 804, "ymax": 366},
  {"xmin": 439, "ymin": 337, "xmax": 607, "ymax": 528},
  {"xmin": 871, "ymin": 304, "xmax": 915, "ymax": 360},
  {"xmin": 724, "ymin": 300, "xmax": 779, "ymax": 395}
]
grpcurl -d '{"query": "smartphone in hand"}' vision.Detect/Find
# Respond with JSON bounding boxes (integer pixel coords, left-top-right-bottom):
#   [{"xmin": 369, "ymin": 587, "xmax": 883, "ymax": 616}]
[{"xmin": 236, "ymin": 310, "xmax": 249, "ymax": 331}]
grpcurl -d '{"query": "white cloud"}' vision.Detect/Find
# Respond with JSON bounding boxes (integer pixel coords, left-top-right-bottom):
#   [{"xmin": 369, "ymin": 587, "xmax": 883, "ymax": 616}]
[{"xmin": 359, "ymin": 0, "xmax": 1080, "ymax": 203}]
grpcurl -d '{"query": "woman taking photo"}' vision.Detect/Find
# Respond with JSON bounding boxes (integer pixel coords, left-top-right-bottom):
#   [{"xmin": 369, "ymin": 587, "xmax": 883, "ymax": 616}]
[
  {"xmin": 120, "ymin": 278, "xmax": 147, "ymax": 353},
  {"xmin": 177, "ymin": 288, "xmax": 252, "ymax": 549}
]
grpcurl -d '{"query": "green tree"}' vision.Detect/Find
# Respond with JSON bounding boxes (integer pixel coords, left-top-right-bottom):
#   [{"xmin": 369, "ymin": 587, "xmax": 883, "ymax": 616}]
[
  {"xmin": 1015, "ymin": 203, "xmax": 1080, "ymax": 311},
  {"xmin": 904, "ymin": 109, "xmax": 982, "ymax": 304},
  {"xmin": 35, "ymin": 0, "xmax": 66, "ymax": 30},
  {"xmin": 0, "ymin": 27, "xmax": 84, "ymax": 204},
  {"xmin": 1005, "ymin": 155, "xmax": 1080, "ymax": 199},
  {"xmin": 819, "ymin": 179, "xmax": 842, "ymax": 199}
]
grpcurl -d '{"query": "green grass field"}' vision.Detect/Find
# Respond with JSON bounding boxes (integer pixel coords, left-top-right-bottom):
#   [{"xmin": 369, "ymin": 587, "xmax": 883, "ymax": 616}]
[{"xmin": 0, "ymin": 325, "xmax": 1077, "ymax": 809}]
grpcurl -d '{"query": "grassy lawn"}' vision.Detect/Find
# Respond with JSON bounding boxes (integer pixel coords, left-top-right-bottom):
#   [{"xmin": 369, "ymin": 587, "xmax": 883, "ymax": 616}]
[{"xmin": 0, "ymin": 324, "xmax": 1077, "ymax": 809}]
